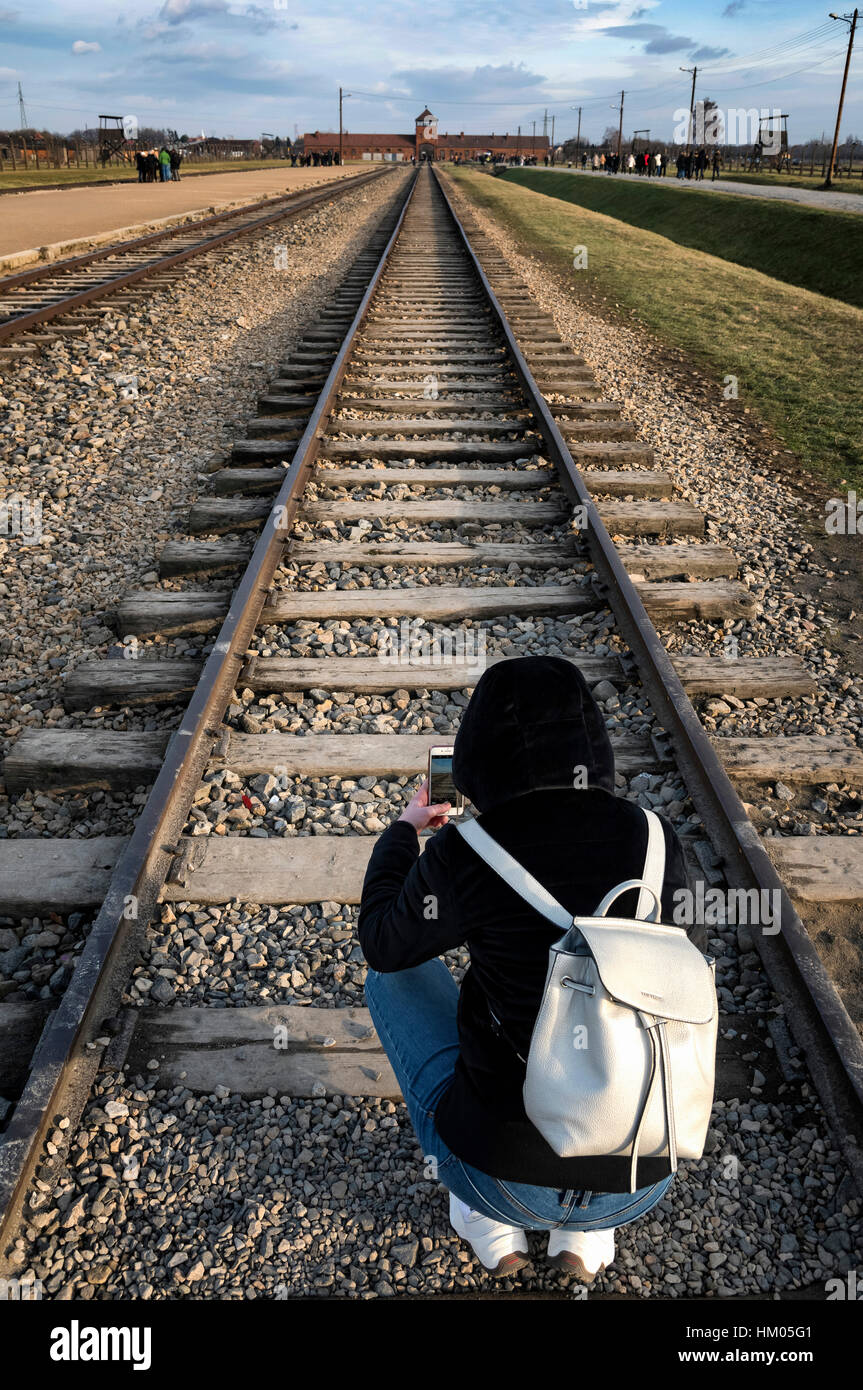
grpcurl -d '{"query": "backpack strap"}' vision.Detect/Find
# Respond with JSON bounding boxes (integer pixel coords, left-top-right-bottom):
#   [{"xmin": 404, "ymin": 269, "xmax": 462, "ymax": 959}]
[
  {"xmin": 456, "ymin": 818, "xmax": 571, "ymax": 930},
  {"xmin": 456, "ymin": 808, "xmax": 667, "ymax": 927},
  {"xmin": 637, "ymin": 810, "xmax": 666, "ymax": 921}
]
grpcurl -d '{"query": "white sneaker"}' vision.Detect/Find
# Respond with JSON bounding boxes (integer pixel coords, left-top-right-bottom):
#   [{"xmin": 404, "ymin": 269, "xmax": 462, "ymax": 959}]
[
  {"xmin": 546, "ymin": 1227, "xmax": 615, "ymax": 1281},
  {"xmin": 449, "ymin": 1194, "xmax": 530, "ymax": 1277}
]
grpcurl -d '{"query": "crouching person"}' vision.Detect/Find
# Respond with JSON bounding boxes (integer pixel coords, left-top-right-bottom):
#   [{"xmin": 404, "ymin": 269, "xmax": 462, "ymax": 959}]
[{"xmin": 358, "ymin": 655, "xmax": 708, "ymax": 1281}]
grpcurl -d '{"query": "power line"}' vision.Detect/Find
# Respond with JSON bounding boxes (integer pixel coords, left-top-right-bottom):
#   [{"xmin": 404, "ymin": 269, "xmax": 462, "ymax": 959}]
[
  {"xmin": 3, "ymin": 20, "xmax": 855, "ymax": 143},
  {"xmin": 697, "ymin": 20, "xmax": 837, "ymax": 72},
  {"xmin": 699, "ymin": 27, "xmax": 844, "ymax": 78}
]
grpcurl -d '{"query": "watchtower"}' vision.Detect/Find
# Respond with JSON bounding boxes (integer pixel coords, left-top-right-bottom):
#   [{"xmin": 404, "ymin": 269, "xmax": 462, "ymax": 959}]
[
  {"xmin": 415, "ymin": 107, "xmax": 438, "ymax": 162},
  {"xmin": 98, "ymin": 114, "xmax": 130, "ymax": 166}
]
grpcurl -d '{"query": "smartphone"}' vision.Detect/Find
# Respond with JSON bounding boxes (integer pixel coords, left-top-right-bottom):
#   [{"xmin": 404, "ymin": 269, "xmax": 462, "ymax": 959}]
[{"xmin": 428, "ymin": 745, "xmax": 465, "ymax": 816}]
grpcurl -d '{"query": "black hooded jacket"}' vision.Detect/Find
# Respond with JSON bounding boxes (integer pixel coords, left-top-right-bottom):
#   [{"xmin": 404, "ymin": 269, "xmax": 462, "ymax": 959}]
[{"xmin": 358, "ymin": 656, "xmax": 695, "ymax": 1192}]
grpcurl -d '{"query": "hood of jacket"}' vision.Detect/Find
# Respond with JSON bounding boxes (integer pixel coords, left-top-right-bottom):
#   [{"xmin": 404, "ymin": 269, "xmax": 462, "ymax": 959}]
[{"xmin": 451, "ymin": 655, "xmax": 615, "ymax": 813}]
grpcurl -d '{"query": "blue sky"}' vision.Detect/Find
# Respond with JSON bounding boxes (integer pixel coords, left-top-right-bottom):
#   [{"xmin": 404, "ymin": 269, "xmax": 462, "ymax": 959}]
[{"xmin": 0, "ymin": 1, "xmax": 859, "ymax": 145}]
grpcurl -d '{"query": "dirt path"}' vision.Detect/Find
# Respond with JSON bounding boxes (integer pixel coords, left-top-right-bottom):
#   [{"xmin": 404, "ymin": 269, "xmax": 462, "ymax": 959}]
[
  {"xmin": 533, "ymin": 165, "xmax": 863, "ymax": 214},
  {"xmin": 0, "ymin": 166, "xmax": 366, "ymax": 260}
]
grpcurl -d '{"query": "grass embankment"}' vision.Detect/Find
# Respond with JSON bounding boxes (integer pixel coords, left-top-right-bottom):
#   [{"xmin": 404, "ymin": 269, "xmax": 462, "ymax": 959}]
[
  {"xmin": 0, "ymin": 159, "xmax": 304, "ymax": 192},
  {"xmin": 499, "ymin": 169, "xmax": 863, "ymax": 309},
  {"xmin": 447, "ymin": 167, "xmax": 863, "ymax": 488},
  {"xmin": 721, "ymin": 170, "xmax": 863, "ymax": 196}
]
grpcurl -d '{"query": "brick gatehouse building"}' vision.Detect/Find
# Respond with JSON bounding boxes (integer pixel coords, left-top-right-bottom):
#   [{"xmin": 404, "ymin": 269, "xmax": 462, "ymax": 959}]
[{"xmin": 303, "ymin": 107, "xmax": 549, "ymax": 164}]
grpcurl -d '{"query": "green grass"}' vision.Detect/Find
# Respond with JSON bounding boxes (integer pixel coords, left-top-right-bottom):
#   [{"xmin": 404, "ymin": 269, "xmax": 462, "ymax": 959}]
[
  {"xmin": 0, "ymin": 159, "xmax": 298, "ymax": 191},
  {"xmin": 498, "ymin": 169, "xmax": 863, "ymax": 309},
  {"xmin": 720, "ymin": 169, "xmax": 863, "ymax": 196},
  {"xmin": 448, "ymin": 167, "xmax": 863, "ymax": 489}
]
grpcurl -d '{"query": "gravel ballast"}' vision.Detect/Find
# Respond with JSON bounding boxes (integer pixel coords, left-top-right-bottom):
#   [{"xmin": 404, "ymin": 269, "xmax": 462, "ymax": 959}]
[
  {"xmin": 0, "ymin": 169, "xmax": 409, "ymax": 765},
  {"xmin": 5, "ymin": 168, "xmax": 862, "ymax": 1301}
]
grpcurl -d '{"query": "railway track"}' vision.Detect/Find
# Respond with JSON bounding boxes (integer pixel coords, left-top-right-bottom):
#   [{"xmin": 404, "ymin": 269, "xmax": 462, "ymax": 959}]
[
  {"xmin": 0, "ymin": 165, "xmax": 393, "ymax": 353},
  {"xmin": 1, "ymin": 163, "xmax": 861, "ymax": 1298}
]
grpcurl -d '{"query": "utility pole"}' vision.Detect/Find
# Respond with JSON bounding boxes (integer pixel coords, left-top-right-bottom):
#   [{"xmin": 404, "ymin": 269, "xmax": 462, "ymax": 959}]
[
  {"xmin": 339, "ymin": 87, "xmax": 352, "ymax": 167},
  {"xmin": 680, "ymin": 65, "xmax": 697, "ymax": 146},
  {"xmin": 17, "ymin": 80, "xmax": 28, "ymax": 130},
  {"xmin": 616, "ymin": 90, "xmax": 625, "ymax": 158},
  {"xmin": 824, "ymin": 9, "xmax": 858, "ymax": 189}
]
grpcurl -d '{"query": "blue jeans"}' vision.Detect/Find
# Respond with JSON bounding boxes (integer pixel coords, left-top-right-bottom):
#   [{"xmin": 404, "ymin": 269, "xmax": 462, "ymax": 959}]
[{"xmin": 365, "ymin": 959, "xmax": 674, "ymax": 1231}]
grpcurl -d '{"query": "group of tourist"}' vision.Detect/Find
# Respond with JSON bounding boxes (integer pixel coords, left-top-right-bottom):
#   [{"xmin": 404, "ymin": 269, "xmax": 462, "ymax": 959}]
[
  {"xmin": 565, "ymin": 147, "xmax": 723, "ymax": 181},
  {"xmin": 135, "ymin": 148, "xmax": 182, "ymax": 182},
  {"xmin": 581, "ymin": 149, "xmax": 665, "ymax": 176},
  {"xmin": 676, "ymin": 148, "xmax": 723, "ymax": 180},
  {"xmin": 295, "ymin": 150, "xmax": 340, "ymax": 166}
]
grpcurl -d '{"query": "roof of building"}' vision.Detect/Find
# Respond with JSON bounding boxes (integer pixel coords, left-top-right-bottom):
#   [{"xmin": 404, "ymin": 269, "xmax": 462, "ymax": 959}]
[
  {"xmin": 436, "ymin": 133, "xmax": 549, "ymax": 149},
  {"xmin": 304, "ymin": 131, "xmax": 415, "ymax": 149},
  {"xmin": 303, "ymin": 129, "xmax": 549, "ymax": 150}
]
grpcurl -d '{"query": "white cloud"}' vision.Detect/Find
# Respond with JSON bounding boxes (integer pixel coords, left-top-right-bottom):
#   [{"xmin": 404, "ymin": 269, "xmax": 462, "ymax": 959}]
[
  {"xmin": 72, "ymin": 39, "xmax": 101, "ymax": 54},
  {"xmin": 160, "ymin": 0, "xmax": 230, "ymax": 22}
]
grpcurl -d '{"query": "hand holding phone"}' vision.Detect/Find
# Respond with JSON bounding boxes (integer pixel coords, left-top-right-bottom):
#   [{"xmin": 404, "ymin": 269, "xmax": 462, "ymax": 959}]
[
  {"xmin": 397, "ymin": 777, "xmax": 451, "ymax": 833},
  {"xmin": 428, "ymin": 745, "xmax": 465, "ymax": 816}
]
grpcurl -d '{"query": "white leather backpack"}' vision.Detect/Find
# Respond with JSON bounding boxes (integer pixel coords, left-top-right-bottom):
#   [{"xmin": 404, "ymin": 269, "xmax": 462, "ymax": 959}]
[{"xmin": 457, "ymin": 809, "xmax": 718, "ymax": 1192}]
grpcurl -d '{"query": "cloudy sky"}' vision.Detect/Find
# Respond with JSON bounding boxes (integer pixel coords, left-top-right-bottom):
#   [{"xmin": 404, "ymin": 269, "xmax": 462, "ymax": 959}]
[{"xmin": 1, "ymin": 0, "xmax": 859, "ymax": 145}]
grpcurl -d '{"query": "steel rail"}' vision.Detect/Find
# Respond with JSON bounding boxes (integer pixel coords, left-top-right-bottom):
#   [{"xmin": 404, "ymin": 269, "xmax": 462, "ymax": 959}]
[
  {"xmin": 0, "ymin": 167, "xmax": 419, "ymax": 1257},
  {"xmin": 0, "ymin": 166, "xmax": 395, "ymax": 344},
  {"xmin": 433, "ymin": 166, "xmax": 863, "ymax": 1183}
]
